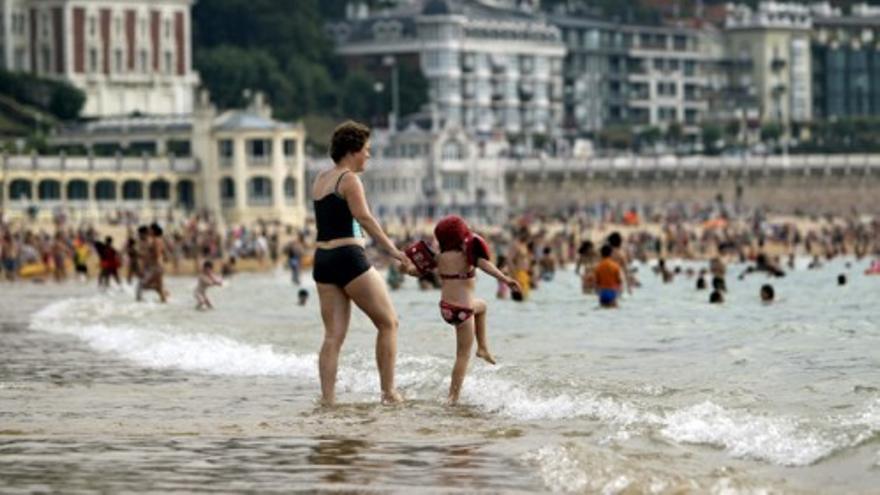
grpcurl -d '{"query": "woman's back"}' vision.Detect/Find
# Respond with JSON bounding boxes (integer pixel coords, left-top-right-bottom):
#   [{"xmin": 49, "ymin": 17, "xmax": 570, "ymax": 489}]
[{"xmin": 312, "ymin": 169, "xmax": 359, "ymax": 242}]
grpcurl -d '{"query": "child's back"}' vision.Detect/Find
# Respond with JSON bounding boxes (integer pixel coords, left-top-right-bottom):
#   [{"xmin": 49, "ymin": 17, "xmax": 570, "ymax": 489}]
[{"xmin": 437, "ymin": 249, "xmax": 476, "ymax": 306}]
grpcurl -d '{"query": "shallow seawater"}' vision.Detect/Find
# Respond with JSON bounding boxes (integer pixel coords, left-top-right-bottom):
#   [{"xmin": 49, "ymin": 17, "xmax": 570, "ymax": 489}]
[{"xmin": 1, "ymin": 257, "xmax": 879, "ymax": 493}]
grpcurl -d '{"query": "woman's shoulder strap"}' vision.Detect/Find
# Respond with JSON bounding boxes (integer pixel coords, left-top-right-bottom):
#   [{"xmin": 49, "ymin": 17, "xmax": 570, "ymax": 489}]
[{"xmin": 333, "ymin": 171, "xmax": 351, "ymax": 195}]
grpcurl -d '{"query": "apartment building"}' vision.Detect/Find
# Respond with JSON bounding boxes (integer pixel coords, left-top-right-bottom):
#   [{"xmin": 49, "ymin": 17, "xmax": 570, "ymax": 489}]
[
  {"xmin": 811, "ymin": 3, "xmax": 880, "ymax": 119},
  {"xmin": 327, "ymin": 0, "xmax": 566, "ymax": 141}
]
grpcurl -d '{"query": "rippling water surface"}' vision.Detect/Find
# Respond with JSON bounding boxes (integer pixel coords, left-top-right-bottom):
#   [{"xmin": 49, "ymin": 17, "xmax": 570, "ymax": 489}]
[{"xmin": 1, "ymin": 258, "xmax": 879, "ymax": 493}]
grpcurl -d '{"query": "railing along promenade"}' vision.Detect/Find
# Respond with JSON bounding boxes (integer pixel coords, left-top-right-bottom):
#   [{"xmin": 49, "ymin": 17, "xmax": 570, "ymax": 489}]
[
  {"xmin": 0, "ymin": 153, "xmax": 199, "ymax": 174},
  {"xmin": 505, "ymin": 154, "xmax": 880, "ymax": 178}
]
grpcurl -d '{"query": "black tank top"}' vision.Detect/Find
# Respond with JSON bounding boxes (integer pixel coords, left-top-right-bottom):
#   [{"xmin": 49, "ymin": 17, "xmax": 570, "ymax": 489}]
[{"xmin": 314, "ymin": 171, "xmax": 362, "ymax": 242}]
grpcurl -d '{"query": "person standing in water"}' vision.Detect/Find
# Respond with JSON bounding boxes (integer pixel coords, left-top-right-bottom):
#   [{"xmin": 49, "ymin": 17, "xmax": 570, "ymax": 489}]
[
  {"xmin": 311, "ymin": 121, "xmax": 411, "ymax": 406},
  {"xmin": 508, "ymin": 229, "xmax": 532, "ymax": 301},
  {"xmin": 594, "ymin": 244, "xmax": 623, "ymax": 308},
  {"xmin": 137, "ymin": 223, "xmax": 168, "ymax": 303},
  {"xmin": 402, "ymin": 215, "xmax": 521, "ymax": 405}
]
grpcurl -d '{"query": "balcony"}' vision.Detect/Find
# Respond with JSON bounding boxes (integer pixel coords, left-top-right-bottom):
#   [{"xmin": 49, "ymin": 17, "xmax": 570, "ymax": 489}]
[
  {"xmin": 771, "ymin": 57, "xmax": 787, "ymax": 72},
  {"xmin": 248, "ymin": 155, "xmax": 271, "ymax": 167}
]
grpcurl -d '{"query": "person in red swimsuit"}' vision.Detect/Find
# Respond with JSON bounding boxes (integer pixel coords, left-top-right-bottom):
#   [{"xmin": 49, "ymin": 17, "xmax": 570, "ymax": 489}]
[{"xmin": 404, "ymin": 215, "xmax": 521, "ymax": 405}]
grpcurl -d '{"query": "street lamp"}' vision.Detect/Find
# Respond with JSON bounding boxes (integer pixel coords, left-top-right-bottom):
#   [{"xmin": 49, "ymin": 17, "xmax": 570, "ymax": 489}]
[
  {"xmin": 373, "ymin": 81, "xmax": 384, "ymax": 127},
  {"xmin": 383, "ymin": 55, "xmax": 399, "ymax": 130}
]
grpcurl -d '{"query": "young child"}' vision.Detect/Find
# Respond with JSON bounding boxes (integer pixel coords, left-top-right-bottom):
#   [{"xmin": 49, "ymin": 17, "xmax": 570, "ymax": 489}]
[
  {"xmin": 404, "ymin": 215, "xmax": 521, "ymax": 405},
  {"xmin": 194, "ymin": 260, "xmax": 223, "ymax": 310}
]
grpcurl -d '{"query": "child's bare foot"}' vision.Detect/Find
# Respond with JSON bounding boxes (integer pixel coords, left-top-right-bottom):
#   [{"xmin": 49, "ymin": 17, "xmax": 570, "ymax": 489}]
[
  {"xmin": 381, "ymin": 389, "xmax": 404, "ymax": 405},
  {"xmin": 446, "ymin": 394, "xmax": 459, "ymax": 406},
  {"xmin": 476, "ymin": 348, "xmax": 496, "ymax": 365}
]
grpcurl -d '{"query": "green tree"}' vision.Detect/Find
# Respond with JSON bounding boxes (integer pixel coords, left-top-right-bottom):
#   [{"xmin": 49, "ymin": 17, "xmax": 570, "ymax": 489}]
[
  {"xmin": 665, "ymin": 122, "xmax": 683, "ymax": 147},
  {"xmin": 760, "ymin": 122, "xmax": 782, "ymax": 143},
  {"xmin": 701, "ymin": 123, "xmax": 722, "ymax": 155},
  {"xmin": 195, "ymin": 46, "xmax": 292, "ymax": 111},
  {"xmin": 0, "ymin": 69, "xmax": 85, "ymax": 121},
  {"xmin": 600, "ymin": 126, "xmax": 634, "ymax": 150}
]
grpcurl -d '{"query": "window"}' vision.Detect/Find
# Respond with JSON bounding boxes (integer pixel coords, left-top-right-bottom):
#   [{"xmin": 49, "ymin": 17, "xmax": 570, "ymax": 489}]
[
  {"xmin": 164, "ymin": 51, "xmax": 172, "ymax": 73},
  {"xmin": 247, "ymin": 139, "xmax": 272, "ymax": 166},
  {"xmin": 89, "ymin": 17, "xmax": 96, "ymax": 37},
  {"xmin": 658, "ymin": 106, "xmax": 677, "ymax": 121},
  {"xmin": 149, "ymin": 180, "xmax": 170, "ymax": 200},
  {"xmin": 657, "ymin": 82, "xmax": 677, "ymax": 97},
  {"xmin": 284, "ymin": 177, "xmax": 296, "ymax": 199},
  {"xmin": 122, "ymin": 180, "xmax": 143, "ymax": 200},
  {"xmin": 38, "ymin": 180, "xmax": 61, "ymax": 200},
  {"xmin": 248, "ymin": 177, "xmax": 273, "ymax": 205},
  {"xmin": 164, "ymin": 19, "xmax": 171, "ymax": 39},
  {"xmin": 114, "ymin": 49, "xmax": 123, "ymax": 73},
  {"xmin": 42, "ymin": 47, "xmax": 51, "ymax": 73},
  {"xmin": 442, "ymin": 173, "xmax": 467, "ymax": 191},
  {"xmin": 139, "ymin": 50, "xmax": 148, "ymax": 72},
  {"xmin": 220, "ymin": 178, "xmax": 235, "ymax": 203},
  {"xmin": 89, "ymin": 48, "xmax": 98, "ymax": 72},
  {"xmin": 218, "ymin": 139, "xmax": 233, "ymax": 166},
  {"xmin": 283, "ymin": 139, "xmax": 296, "ymax": 156}
]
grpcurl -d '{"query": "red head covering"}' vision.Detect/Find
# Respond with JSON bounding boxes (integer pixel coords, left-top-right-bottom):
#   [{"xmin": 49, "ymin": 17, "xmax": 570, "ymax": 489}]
[{"xmin": 434, "ymin": 215, "xmax": 471, "ymax": 252}]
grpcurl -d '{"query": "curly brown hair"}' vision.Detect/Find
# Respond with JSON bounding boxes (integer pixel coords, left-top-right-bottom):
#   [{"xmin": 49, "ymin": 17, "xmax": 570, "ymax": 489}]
[{"xmin": 329, "ymin": 120, "xmax": 371, "ymax": 163}]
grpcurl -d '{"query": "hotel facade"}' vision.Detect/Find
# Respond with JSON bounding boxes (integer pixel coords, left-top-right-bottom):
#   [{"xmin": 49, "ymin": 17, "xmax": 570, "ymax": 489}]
[{"xmin": 0, "ymin": 0, "xmax": 198, "ymax": 117}]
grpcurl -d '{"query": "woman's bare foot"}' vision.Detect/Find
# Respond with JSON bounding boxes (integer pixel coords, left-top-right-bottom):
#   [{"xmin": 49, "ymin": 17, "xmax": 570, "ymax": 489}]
[
  {"xmin": 381, "ymin": 389, "xmax": 404, "ymax": 405},
  {"xmin": 476, "ymin": 348, "xmax": 496, "ymax": 365},
  {"xmin": 446, "ymin": 394, "xmax": 459, "ymax": 406}
]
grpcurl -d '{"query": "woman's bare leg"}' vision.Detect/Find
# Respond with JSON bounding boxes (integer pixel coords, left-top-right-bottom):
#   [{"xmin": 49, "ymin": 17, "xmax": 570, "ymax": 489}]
[
  {"xmin": 449, "ymin": 320, "xmax": 475, "ymax": 405},
  {"xmin": 345, "ymin": 268, "xmax": 402, "ymax": 404},
  {"xmin": 472, "ymin": 299, "xmax": 495, "ymax": 364},
  {"xmin": 317, "ymin": 282, "xmax": 351, "ymax": 406}
]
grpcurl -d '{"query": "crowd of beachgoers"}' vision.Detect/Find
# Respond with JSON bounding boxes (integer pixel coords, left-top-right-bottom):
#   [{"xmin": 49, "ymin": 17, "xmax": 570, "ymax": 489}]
[{"xmin": 2, "ymin": 204, "xmax": 878, "ymax": 308}]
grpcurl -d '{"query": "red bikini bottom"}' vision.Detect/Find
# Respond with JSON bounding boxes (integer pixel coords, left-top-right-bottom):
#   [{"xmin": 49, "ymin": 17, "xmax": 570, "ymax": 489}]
[{"xmin": 439, "ymin": 300, "xmax": 474, "ymax": 326}]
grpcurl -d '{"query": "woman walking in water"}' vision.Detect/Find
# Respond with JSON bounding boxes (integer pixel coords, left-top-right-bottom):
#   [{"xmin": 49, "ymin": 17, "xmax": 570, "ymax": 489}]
[{"xmin": 312, "ymin": 121, "xmax": 409, "ymax": 406}]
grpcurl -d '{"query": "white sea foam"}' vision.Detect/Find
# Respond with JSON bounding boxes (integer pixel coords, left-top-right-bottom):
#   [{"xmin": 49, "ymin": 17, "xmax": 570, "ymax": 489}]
[
  {"xmin": 30, "ymin": 297, "xmax": 315, "ymax": 378},
  {"xmin": 660, "ymin": 401, "xmax": 836, "ymax": 466},
  {"xmin": 465, "ymin": 373, "xmax": 652, "ymax": 425},
  {"xmin": 28, "ymin": 296, "xmax": 875, "ymax": 469},
  {"xmin": 521, "ymin": 445, "xmax": 590, "ymax": 493}
]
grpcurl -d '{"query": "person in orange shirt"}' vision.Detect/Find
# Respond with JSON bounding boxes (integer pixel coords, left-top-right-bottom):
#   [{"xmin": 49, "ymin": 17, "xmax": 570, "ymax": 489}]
[{"xmin": 593, "ymin": 244, "xmax": 623, "ymax": 308}]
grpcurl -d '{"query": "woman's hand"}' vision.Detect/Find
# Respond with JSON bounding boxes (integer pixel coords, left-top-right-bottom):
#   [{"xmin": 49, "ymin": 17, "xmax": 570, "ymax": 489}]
[
  {"xmin": 398, "ymin": 259, "xmax": 421, "ymax": 277},
  {"xmin": 390, "ymin": 248, "xmax": 407, "ymax": 264}
]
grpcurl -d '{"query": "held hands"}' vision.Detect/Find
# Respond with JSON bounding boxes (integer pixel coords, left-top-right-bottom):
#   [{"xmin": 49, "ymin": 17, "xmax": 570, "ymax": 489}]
[
  {"xmin": 398, "ymin": 259, "xmax": 421, "ymax": 277},
  {"xmin": 392, "ymin": 249, "xmax": 420, "ymax": 276}
]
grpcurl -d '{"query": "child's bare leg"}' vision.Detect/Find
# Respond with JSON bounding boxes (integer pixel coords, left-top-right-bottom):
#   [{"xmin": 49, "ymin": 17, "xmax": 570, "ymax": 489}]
[
  {"xmin": 472, "ymin": 299, "xmax": 496, "ymax": 364},
  {"xmin": 448, "ymin": 320, "xmax": 475, "ymax": 405}
]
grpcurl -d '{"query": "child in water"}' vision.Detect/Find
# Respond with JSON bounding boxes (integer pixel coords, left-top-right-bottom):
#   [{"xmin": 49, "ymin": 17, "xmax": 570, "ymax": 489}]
[
  {"xmin": 403, "ymin": 215, "xmax": 521, "ymax": 405},
  {"xmin": 194, "ymin": 260, "xmax": 223, "ymax": 310}
]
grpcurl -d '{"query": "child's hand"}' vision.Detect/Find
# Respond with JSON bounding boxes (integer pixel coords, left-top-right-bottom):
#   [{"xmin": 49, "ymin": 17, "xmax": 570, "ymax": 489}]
[{"xmin": 505, "ymin": 277, "xmax": 522, "ymax": 293}]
